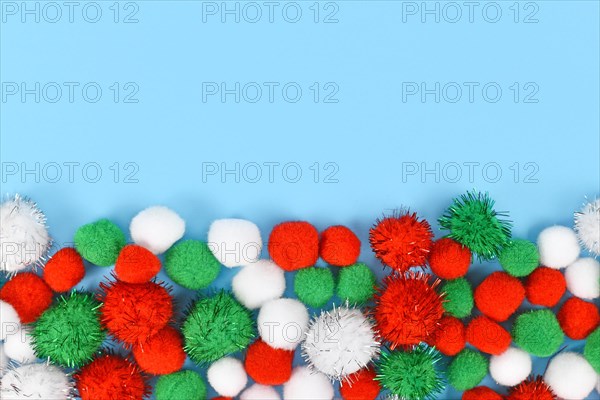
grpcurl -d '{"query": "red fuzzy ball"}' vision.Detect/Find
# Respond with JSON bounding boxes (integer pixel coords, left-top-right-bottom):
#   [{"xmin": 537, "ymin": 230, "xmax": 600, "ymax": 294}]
[
  {"xmin": 319, "ymin": 225, "xmax": 361, "ymax": 267},
  {"xmin": 132, "ymin": 326, "xmax": 186, "ymax": 375},
  {"xmin": 340, "ymin": 367, "xmax": 381, "ymax": 400},
  {"xmin": 428, "ymin": 315, "xmax": 466, "ymax": 356},
  {"xmin": 463, "ymin": 386, "xmax": 504, "ymax": 400},
  {"xmin": 474, "ymin": 271, "xmax": 525, "ymax": 322},
  {"xmin": 369, "ymin": 212, "xmax": 433, "ymax": 272},
  {"xmin": 525, "ymin": 267, "xmax": 566, "ymax": 307},
  {"xmin": 115, "ymin": 244, "xmax": 161, "ymax": 284},
  {"xmin": 507, "ymin": 376, "xmax": 557, "ymax": 400},
  {"xmin": 0, "ymin": 272, "xmax": 53, "ymax": 323},
  {"xmin": 244, "ymin": 339, "xmax": 294, "ymax": 385},
  {"xmin": 43, "ymin": 247, "xmax": 85, "ymax": 292},
  {"xmin": 268, "ymin": 221, "xmax": 319, "ymax": 271},
  {"xmin": 557, "ymin": 297, "xmax": 600, "ymax": 340},
  {"xmin": 466, "ymin": 316, "xmax": 511, "ymax": 355},
  {"xmin": 428, "ymin": 238, "xmax": 471, "ymax": 279}
]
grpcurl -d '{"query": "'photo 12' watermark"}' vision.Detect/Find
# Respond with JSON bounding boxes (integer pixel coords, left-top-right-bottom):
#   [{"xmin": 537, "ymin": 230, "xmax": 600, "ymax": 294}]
[
  {"xmin": 1, "ymin": 162, "xmax": 140, "ymax": 184},
  {"xmin": 401, "ymin": 82, "xmax": 539, "ymax": 104},
  {"xmin": 400, "ymin": 1, "xmax": 539, "ymax": 24},
  {"xmin": 201, "ymin": 82, "xmax": 339, "ymax": 104},
  {"xmin": 200, "ymin": 1, "xmax": 339, "ymax": 24},
  {"xmin": 1, "ymin": 1, "xmax": 140, "ymax": 23},
  {"xmin": 402, "ymin": 162, "xmax": 540, "ymax": 184},
  {"xmin": 202, "ymin": 162, "xmax": 340, "ymax": 184},
  {"xmin": 1, "ymin": 82, "xmax": 140, "ymax": 104}
]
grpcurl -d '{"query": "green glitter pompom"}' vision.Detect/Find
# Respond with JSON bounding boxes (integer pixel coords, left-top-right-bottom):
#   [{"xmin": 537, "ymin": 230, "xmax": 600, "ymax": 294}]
[
  {"xmin": 164, "ymin": 240, "xmax": 221, "ymax": 290},
  {"xmin": 438, "ymin": 191, "xmax": 512, "ymax": 260},
  {"xmin": 155, "ymin": 370, "xmax": 207, "ymax": 400},
  {"xmin": 512, "ymin": 309, "xmax": 564, "ymax": 357},
  {"xmin": 499, "ymin": 239, "xmax": 540, "ymax": 277},
  {"xmin": 376, "ymin": 345, "xmax": 445, "ymax": 400},
  {"xmin": 447, "ymin": 349, "xmax": 488, "ymax": 391},
  {"xmin": 294, "ymin": 267, "xmax": 335, "ymax": 308},
  {"xmin": 74, "ymin": 219, "xmax": 126, "ymax": 266},
  {"xmin": 31, "ymin": 292, "xmax": 105, "ymax": 367},
  {"xmin": 441, "ymin": 278, "xmax": 473, "ymax": 319},
  {"xmin": 182, "ymin": 291, "xmax": 254, "ymax": 363},
  {"xmin": 337, "ymin": 262, "xmax": 376, "ymax": 305},
  {"xmin": 584, "ymin": 327, "xmax": 600, "ymax": 373}
]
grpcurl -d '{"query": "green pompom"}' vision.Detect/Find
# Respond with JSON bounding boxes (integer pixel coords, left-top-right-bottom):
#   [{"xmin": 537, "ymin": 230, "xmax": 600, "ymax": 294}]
[
  {"xmin": 74, "ymin": 219, "xmax": 126, "ymax": 266},
  {"xmin": 447, "ymin": 349, "xmax": 488, "ymax": 391},
  {"xmin": 164, "ymin": 240, "xmax": 221, "ymax": 290},
  {"xmin": 584, "ymin": 327, "xmax": 600, "ymax": 373},
  {"xmin": 183, "ymin": 291, "xmax": 254, "ymax": 363},
  {"xmin": 337, "ymin": 263, "xmax": 376, "ymax": 305},
  {"xmin": 155, "ymin": 370, "xmax": 207, "ymax": 400},
  {"xmin": 512, "ymin": 309, "xmax": 564, "ymax": 357},
  {"xmin": 499, "ymin": 239, "xmax": 539, "ymax": 277},
  {"xmin": 294, "ymin": 267, "xmax": 335, "ymax": 308},
  {"xmin": 31, "ymin": 292, "xmax": 105, "ymax": 367},
  {"xmin": 441, "ymin": 278, "xmax": 473, "ymax": 319}
]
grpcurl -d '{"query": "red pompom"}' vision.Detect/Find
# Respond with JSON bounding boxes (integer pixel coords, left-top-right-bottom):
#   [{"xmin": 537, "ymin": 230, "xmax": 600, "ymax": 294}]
[
  {"xmin": 557, "ymin": 297, "xmax": 600, "ymax": 340},
  {"xmin": 244, "ymin": 339, "xmax": 294, "ymax": 385},
  {"xmin": 428, "ymin": 238, "xmax": 471, "ymax": 279},
  {"xmin": 474, "ymin": 271, "xmax": 525, "ymax": 322},
  {"xmin": 268, "ymin": 221, "xmax": 319, "ymax": 271},
  {"xmin": 340, "ymin": 367, "xmax": 381, "ymax": 400},
  {"xmin": 466, "ymin": 316, "xmax": 511, "ymax": 355},
  {"xmin": 428, "ymin": 315, "xmax": 466, "ymax": 356},
  {"xmin": 507, "ymin": 376, "xmax": 557, "ymax": 400},
  {"xmin": 115, "ymin": 244, "xmax": 161, "ymax": 284},
  {"xmin": 132, "ymin": 326, "xmax": 186, "ymax": 375},
  {"xmin": 319, "ymin": 225, "xmax": 361, "ymax": 267},
  {"xmin": 43, "ymin": 247, "xmax": 85, "ymax": 292},
  {"xmin": 369, "ymin": 212, "xmax": 433, "ymax": 272},
  {"xmin": 525, "ymin": 267, "xmax": 566, "ymax": 307},
  {"xmin": 0, "ymin": 272, "xmax": 53, "ymax": 323},
  {"xmin": 463, "ymin": 386, "xmax": 504, "ymax": 400}
]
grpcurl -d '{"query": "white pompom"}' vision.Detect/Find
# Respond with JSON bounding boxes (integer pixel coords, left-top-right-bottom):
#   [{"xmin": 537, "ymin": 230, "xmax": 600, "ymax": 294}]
[
  {"xmin": 575, "ymin": 199, "xmax": 600, "ymax": 256},
  {"xmin": 302, "ymin": 306, "xmax": 379, "ymax": 381},
  {"xmin": 258, "ymin": 298, "xmax": 309, "ymax": 350},
  {"xmin": 240, "ymin": 384, "xmax": 281, "ymax": 400},
  {"xmin": 0, "ymin": 300, "xmax": 21, "ymax": 341},
  {"xmin": 0, "ymin": 344, "xmax": 8, "ymax": 377},
  {"xmin": 4, "ymin": 326, "xmax": 36, "ymax": 364},
  {"xmin": 489, "ymin": 347, "xmax": 531, "ymax": 387},
  {"xmin": 537, "ymin": 226, "xmax": 580, "ymax": 269},
  {"xmin": 208, "ymin": 219, "xmax": 262, "ymax": 268},
  {"xmin": 565, "ymin": 258, "xmax": 600, "ymax": 299},
  {"xmin": 130, "ymin": 206, "xmax": 185, "ymax": 254},
  {"xmin": 0, "ymin": 363, "xmax": 71, "ymax": 399},
  {"xmin": 283, "ymin": 366, "xmax": 334, "ymax": 400},
  {"xmin": 544, "ymin": 352, "xmax": 596, "ymax": 400},
  {"xmin": 232, "ymin": 260, "xmax": 285, "ymax": 309},
  {"xmin": 207, "ymin": 357, "xmax": 247, "ymax": 397}
]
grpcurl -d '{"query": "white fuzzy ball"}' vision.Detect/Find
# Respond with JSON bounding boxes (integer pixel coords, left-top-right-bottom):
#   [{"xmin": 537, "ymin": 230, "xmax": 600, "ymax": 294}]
[
  {"xmin": 240, "ymin": 384, "xmax": 281, "ymax": 400},
  {"xmin": 0, "ymin": 300, "xmax": 21, "ymax": 341},
  {"xmin": 575, "ymin": 199, "xmax": 600, "ymax": 256},
  {"xmin": 208, "ymin": 219, "xmax": 262, "ymax": 268},
  {"xmin": 283, "ymin": 366, "xmax": 334, "ymax": 400},
  {"xmin": 130, "ymin": 206, "xmax": 185, "ymax": 254},
  {"xmin": 544, "ymin": 352, "xmax": 596, "ymax": 400},
  {"xmin": 537, "ymin": 226, "xmax": 580, "ymax": 269},
  {"xmin": 565, "ymin": 258, "xmax": 600, "ymax": 299},
  {"xmin": 232, "ymin": 260, "xmax": 285, "ymax": 309},
  {"xmin": 0, "ymin": 344, "xmax": 8, "ymax": 376},
  {"xmin": 207, "ymin": 357, "xmax": 247, "ymax": 397},
  {"xmin": 0, "ymin": 363, "xmax": 71, "ymax": 399},
  {"xmin": 4, "ymin": 326, "xmax": 36, "ymax": 364},
  {"xmin": 258, "ymin": 298, "xmax": 309, "ymax": 350},
  {"xmin": 489, "ymin": 347, "xmax": 531, "ymax": 387}
]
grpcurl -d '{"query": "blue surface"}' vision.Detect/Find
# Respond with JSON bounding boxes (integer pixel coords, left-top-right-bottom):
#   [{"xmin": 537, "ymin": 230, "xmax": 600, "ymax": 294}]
[{"xmin": 1, "ymin": 0, "xmax": 599, "ymax": 398}]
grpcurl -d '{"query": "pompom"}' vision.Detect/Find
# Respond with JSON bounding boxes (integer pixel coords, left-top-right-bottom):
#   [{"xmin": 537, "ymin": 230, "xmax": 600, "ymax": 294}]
[
  {"xmin": 130, "ymin": 205, "xmax": 185, "ymax": 254},
  {"xmin": 207, "ymin": 357, "xmax": 247, "ymax": 397},
  {"xmin": 339, "ymin": 367, "xmax": 380, "ymax": 400},
  {"xmin": 337, "ymin": 262, "xmax": 376, "ymax": 305},
  {"xmin": 428, "ymin": 238, "xmax": 471, "ymax": 279},
  {"xmin": 208, "ymin": 219, "xmax": 262, "ymax": 268},
  {"xmin": 294, "ymin": 267, "xmax": 334, "ymax": 308},
  {"xmin": 114, "ymin": 244, "xmax": 161, "ymax": 283},
  {"xmin": 42, "ymin": 247, "xmax": 85, "ymax": 292},
  {"xmin": 319, "ymin": 225, "xmax": 361, "ymax": 267},
  {"xmin": 232, "ymin": 260, "xmax": 285, "ymax": 309},
  {"xmin": 537, "ymin": 226, "xmax": 580, "ymax": 269},
  {"xmin": 524, "ymin": 266, "xmax": 566, "ymax": 307},
  {"xmin": 244, "ymin": 339, "xmax": 294, "ymax": 385},
  {"xmin": 0, "ymin": 300, "xmax": 20, "ymax": 341},
  {"xmin": 268, "ymin": 221, "xmax": 319, "ymax": 271},
  {"xmin": 584, "ymin": 327, "xmax": 600, "ymax": 373},
  {"xmin": 132, "ymin": 326, "xmax": 186, "ymax": 375},
  {"xmin": 565, "ymin": 257, "xmax": 600, "ymax": 299},
  {"xmin": 474, "ymin": 271, "xmax": 524, "ymax": 322},
  {"xmin": 4, "ymin": 326, "xmax": 37, "ymax": 363},
  {"xmin": 240, "ymin": 384, "xmax": 280, "ymax": 400},
  {"xmin": 0, "ymin": 272, "xmax": 52, "ymax": 323},
  {"xmin": 512, "ymin": 309, "xmax": 564, "ymax": 357},
  {"xmin": 499, "ymin": 239, "xmax": 539, "ymax": 277},
  {"xmin": 283, "ymin": 366, "xmax": 334, "ymax": 400},
  {"xmin": 257, "ymin": 298, "xmax": 308, "ymax": 351},
  {"xmin": 1, "ymin": 363, "xmax": 71, "ymax": 400},
  {"xmin": 428, "ymin": 315, "xmax": 465, "ymax": 356},
  {"xmin": 489, "ymin": 347, "xmax": 532, "ymax": 387},
  {"xmin": 155, "ymin": 370, "xmax": 207, "ymax": 400},
  {"xmin": 557, "ymin": 297, "xmax": 599, "ymax": 340},
  {"xmin": 507, "ymin": 376, "xmax": 557, "ymax": 400},
  {"xmin": 462, "ymin": 386, "xmax": 503, "ymax": 400},
  {"xmin": 466, "ymin": 316, "xmax": 511, "ymax": 355},
  {"xmin": 575, "ymin": 198, "xmax": 600, "ymax": 255},
  {"xmin": 544, "ymin": 352, "xmax": 597, "ymax": 400},
  {"xmin": 164, "ymin": 240, "xmax": 221, "ymax": 290},
  {"xmin": 74, "ymin": 219, "xmax": 126, "ymax": 266},
  {"xmin": 447, "ymin": 349, "xmax": 489, "ymax": 391},
  {"xmin": 441, "ymin": 277, "xmax": 474, "ymax": 319}
]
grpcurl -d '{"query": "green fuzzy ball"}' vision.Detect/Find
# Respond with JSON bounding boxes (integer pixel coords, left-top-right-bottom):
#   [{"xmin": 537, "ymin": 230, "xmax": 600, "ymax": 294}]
[
  {"xmin": 294, "ymin": 267, "xmax": 335, "ymax": 308},
  {"xmin": 31, "ymin": 292, "xmax": 105, "ymax": 367},
  {"xmin": 337, "ymin": 263, "xmax": 376, "ymax": 305},
  {"xmin": 447, "ymin": 349, "xmax": 488, "ymax": 391},
  {"xmin": 441, "ymin": 278, "xmax": 473, "ymax": 319},
  {"xmin": 164, "ymin": 240, "xmax": 221, "ymax": 290},
  {"xmin": 182, "ymin": 291, "xmax": 254, "ymax": 363},
  {"xmin": 512, "ymin": 309, "xmax": 564, "ymax": 357},
  {"xmin": 155, "ymin": 370, "xmax": 207, "ymax": 400},
  {"xmin": 74, "ymin": 219, "xmax": 126, "ymax": 266},
  {"xmin": 499, "ymin": 239, "xmax": 539, "ymax": 277},
  {"xmin": 584, "ymin": 327, "xmax": 600, "ymax": 374}
]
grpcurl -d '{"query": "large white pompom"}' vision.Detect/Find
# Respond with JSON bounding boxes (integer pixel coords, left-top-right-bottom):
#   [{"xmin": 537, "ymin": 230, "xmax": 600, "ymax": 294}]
[
  {"xmin": 207, "ymin": 357, "xmax": 247, "ymax": 397},
  {"xmin": 0, "ymin": 300, "xmax": 21, "ymax": 341},
  {"xmin": 4, "ymin": 326, "xmax": 36, "ymax": 364},
  {"xmin": 0, "ymin": 344, "xmax": 8, "ymax": 376},
  {"xmin": 0, "ymin": 363, "xmax": 71, "ymax": 399},
  {"xmin": 537, "ymin": 226, "xmax": 580, "ymax": 269},
  {"xmin": 283, "ymin": 366, "xmax": 334, "ymax": 400},
  {"xmin": 232, "ymin": 260, "xmax": 285, "ymax": 309},
  {"xmin": 130, "ymin": 206, "xmax": 185, "ymax": 254},
  {"xmin": 489, "ymin": 347, "xmax": 531, "ymax": 386},
  {"xmin": 208, "ymin": 219, "xmax": 262, "ymax": 268},
  {"xmin": 575, "ymin": 199, "xmax": 600, "ymax": 256},
  {"xmin": 544, "ymin": 352, "xmax": 596, "ymax": 400},
  {"xmin": 240, "ymin": 384, "xmax": 281, "ymax": 400},
  {"xmin": 565, "ymin": 258, "xmax": 600, "ymax": 299},
  {"xmin": 258, "ymin": 298, "xmax": 309, "ymax": 350}
]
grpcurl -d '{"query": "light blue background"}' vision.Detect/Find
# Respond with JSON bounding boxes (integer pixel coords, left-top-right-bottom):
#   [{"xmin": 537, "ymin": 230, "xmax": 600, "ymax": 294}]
[{"xmin": 1, "ymin": 0, "xmax": 599, "ymax": 398}]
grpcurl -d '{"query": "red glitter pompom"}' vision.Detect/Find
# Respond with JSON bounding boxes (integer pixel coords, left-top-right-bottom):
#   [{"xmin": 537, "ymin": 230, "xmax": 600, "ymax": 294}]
[
  {"xmin": 132, "ymin": 326, "xmax": 186, "ymax": 375},
  {"xmin": 268, "ymin": 221, "xmax": 319, "ymax": 271},
  {"xmin": 463, "ymin": 386, "xmax": 504, "ymax": 400},
  {"xmin": 428, "ymin": 315, "xmax": 466, "ymax": 356},
  {"xmin": 474, "ymin": 271, "xmax": 525, "ymax": 322},
  {"xmin": 43, "ymin": 247, "xmax": 85, "ymax": 292},
  {"xmin": 340, "ymin": 367, "xmax": 381, "ymax": 400},
  {"xmin": 115, "ymin": 244, "xmax": 161, "ymax": 284},
  {"xmin": 428, "ymin": 238, "xmax": 471, "ymax": 279},
  {"xmin": 507, "ymin": 376, "xmax": 557, "ymax": 400},
  {"xmin": 466, "ymin": 316, "xmax": 511, "ymax": 355},
  {"xmin": 319, "ymin": 225, "xmax": 361, "ymax": 267},
  {"xmin": 525, "ymin": 267, "xmax": 566, "ymax": 307},
  {"xmin": 0, "ymin": 272, "xmax": 53, "ymax": 323},
  {"xmin": 244, "ymin": 339, "xmax": 294, "ymax": 385},
  {"xmin": 557, "ymin": 297, "xmax": 600, "ymax": 340}
]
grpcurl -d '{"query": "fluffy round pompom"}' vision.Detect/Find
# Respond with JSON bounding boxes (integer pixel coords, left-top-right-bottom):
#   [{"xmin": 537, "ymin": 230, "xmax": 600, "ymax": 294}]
[
  {"xmin": 584, "ymin": 327, "xmax": 600, "ymax": 373},
  {"xmin": 499, "ymin": 239, "xmax": 539, "ymax": 277},
  {"xmin": 244, "ymin": 339, "xmax": 294, "ymax": 385},
  {"xmin": 0, "ymin": 300, "xmax": 20, "ymax": 341},
  {"xmin": 294, "ymin": 267, "xmax": 334, "ymax": 308},
  {"xmin": 512, "ymin": 309, "xmax": 563, "ymax": 357},
  {"xmin": 441, "ymin": 277, "xmax": 474, "ymax": 318},
  {"xmin": 474, "ymin": 271, "xmax": 524, "ymax": 322},
  {"xmin": 114, "ymin": 244, "xmax": 161, "ymax": 283},
  {"xmin": 257, "ymin": 298, "xmax": 308, "ymax": 351},
  {"xmin": 489, "ymin": 347, "xmax": 532, "ymax": 387},
  {"xmin": 132, "ymin": 326, "xmax": 186, "ymax": 375},
  {"xmin": 74, "ymin": 219, "xmax": 126, "ymax": 266},
  {"xmin": 537, "ymin": 226, "xmax": 580, "ymax": 269},
  {"xmin": 240, "ymin": 384, "xmax": 280, "ymax": 400},
  {"xmin": 544, "ymin": 352, "xmax": 597, "ymax": 400},
  {"xmin": 232, "ymin": 260, "xmax": 285, "ymax": 309},
  {"xmin": 525, "ymin": 266, "xmax": 566, "ymax": 307},
  {"xmin": 4, "ymin": 326, "xmax": 36, "ymax": 363},
  {"xmin": 164, "ymin": 240, "xmax": 221, "ymax": 290},
  {"xmin": 429, "ymin": 238, "xmax": 471, "ymax": 279},
  {"xmin": 447, "ymin": 349, "xmax": 489, "ymax": 391},
  {"xmin": 155, "ymin": 370, "xmax": 207, "ymax": 400},
  {"xmin": 507, "ymin": 376, "xmax": 557, "ymax": 400},
  {"xmin": 466, "ymin": 316, "xmax": 511, "ymax": 355},
  {"xmin": 268, "ymin": 221, "xmax": 319, "ymax": 271},
  {"xmin": 0, "ymin": 272, "xmax": 53, "ymax": 323},
  {"xmin": 208, "ymin": 219, "xmax": 262, "ymax": 268},
  {"xmin": 42, "ymin": 247, "xmax": 85, "ymax": 292},
  {"xmin": 462, "ymin": 386, "xmax": 503, "ymax": 400},
  {"xmin": 339, "ymin": 367, "xmax": 380, "ymax": 400},
  {"xmin": 130, "ymin": 205, "xmax": 185, "ymax": 254},
  {"xmin": 337, "ymin": 263, "xmax": 376, "ymax": 305},
  {"xmin": 283, "ymin": 366, "xmax": 334, "ymax": 400},
  {"xmin": 557, "ymin": 297, "xmax": 599, "ymax": 340},
  {"xmin": 207, "ymin": 357, "xmax": 247, "ymax": 397},
  {"xmin": 428, "ymin": 315, "xmax": 465, "ymax": 356},
  {"xmin": 319, "ymin": 225, "xmax": 361, "ymax": 267},
  {"xmin": 183, "ymin": 291, "xmax": 254, "ymax": 363},
  {"xmin": 575, "ymin": 199, "xmax": 600, "ymax": 256},
  {"xmin": 1, "ymin": 363, "xmax": 71, "ymax": 400},
  {"xmin": 565, "ymin": 257, "xmax": 600, "ymax": 299}
]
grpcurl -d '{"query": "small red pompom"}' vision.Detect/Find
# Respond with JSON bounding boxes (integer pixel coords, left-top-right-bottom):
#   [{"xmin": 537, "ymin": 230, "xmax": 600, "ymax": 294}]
[
  {"xmin": 557, "ymin": 297, "xmax": 600, "ymax": 340},
  {"xmin": 466, "ymin": 315, "xmax": 511, "ymax": 355},
  {"xmin": 428, "ymin": 315, "xmax": 466, "ymax": 356},
  {"xmin": 244, "ymin": 339, "xmax": 294, "ymax": 385},
  {"xmin": 115, "ymin": 244, "xmax": 161, "ymax": 284},
  {"xmin": 132, "ymin": 326, "xmax": 186, "ymax": 375},
  {"xmin": 43, "ymin": 247, "xmax": 85, "ymax": 292},
  {"xmin": 525, "ymin": 267, "xmax": 566, "ymax": 307},
  {"xmin": 463, "ymin": 386, "xmax": 504, "ymax": 400},
  {"xmin": 507, "ymin": 376, "xmax": 557, "ymax": 400},
  {"xmin": 428, "ymin": 238, "xmax": 471, "ymax": 279},
  {"xmin": 340, "ymin": 367, "xmax": 381, "ymax": 400},
  {"xmin": 474, "ymin": 271, "xmax": 525, "ymax": 322},
  {"xmin": 0, "ymin": 272, "xmax": 53, "ymax": 323},
  {"xmin": 319, "ymin": 225, "xmax": 361, "ymax": 267},
  {"xmin": 268, "ymin": 221, "xmax": 319, "ymax": 271}
]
